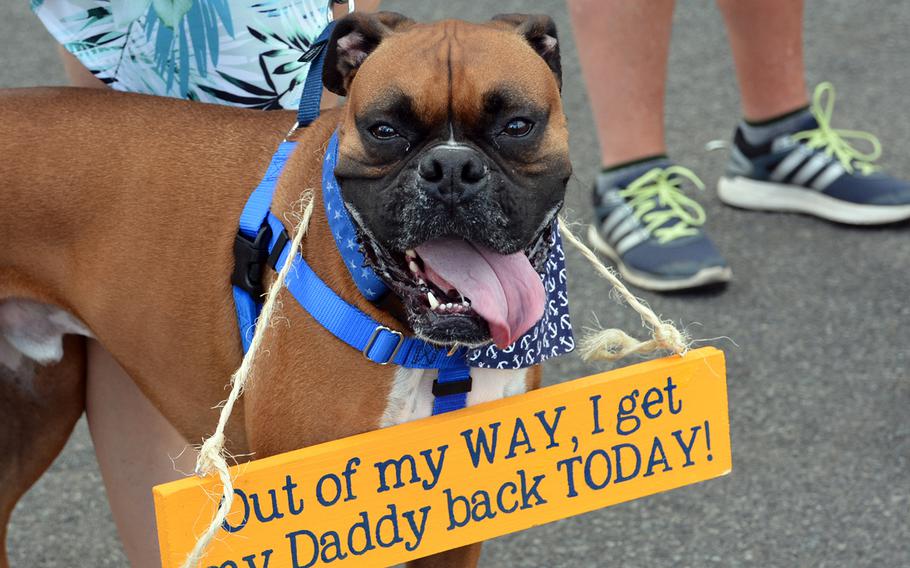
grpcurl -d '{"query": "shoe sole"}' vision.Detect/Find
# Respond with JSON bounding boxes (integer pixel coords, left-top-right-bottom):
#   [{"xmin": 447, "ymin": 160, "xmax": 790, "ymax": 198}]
[
  {"xmin": 717, "ymin": 175, "xmax": 910, "ymax": 225},
  {"xmin": 586, "ymin": 226, "xmax": 733, "ymax": 292}
]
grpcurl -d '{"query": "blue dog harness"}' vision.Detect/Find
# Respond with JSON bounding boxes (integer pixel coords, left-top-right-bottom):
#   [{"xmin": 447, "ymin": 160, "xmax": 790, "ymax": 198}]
[{"xmin": 231, "ymin": 21, "xmax": 574, "ymax": 415}]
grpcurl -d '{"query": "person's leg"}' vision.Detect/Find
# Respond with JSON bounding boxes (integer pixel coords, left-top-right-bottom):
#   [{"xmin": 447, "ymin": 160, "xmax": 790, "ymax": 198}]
[
  {"xmin": 85, "ymin": 341, "xmax": 195, "ymax": 568},
  {"xmin": 332, "ymin": 0, "xmax": 380, "ymax": 19},
  {"xmin": 58, "ymin": 47, "xmax": 106, "ymax": 89},
  {"xmin": 568, "ymin": 0, "xmax": 675, "ymax": 167},
  {"xmin": 716, "ymin": 0, "xmax": 808, "ymax": 121},
  {"xmin": 568, "ymin": 0, "xmax": 730, "ymax": 291},
  {"xmin": 715, "ymin": 0, "xmax": 910, "ymax": 224}
]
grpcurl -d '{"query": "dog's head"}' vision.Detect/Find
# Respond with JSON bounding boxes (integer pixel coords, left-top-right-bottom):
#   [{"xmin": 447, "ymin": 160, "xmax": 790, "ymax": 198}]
[{"xmin": 325, "ymin": 13, "xmax": 571, "ymax": 349}]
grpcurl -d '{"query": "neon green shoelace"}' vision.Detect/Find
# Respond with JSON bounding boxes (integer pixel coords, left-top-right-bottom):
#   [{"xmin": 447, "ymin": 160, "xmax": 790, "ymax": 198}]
[
  {"xmin": 792, "ymin": 82, "xmax": 882, "ymax": 175},
  {"xmin": 618, "ymin": 166, "xmax": 707, "ymax": 244}
]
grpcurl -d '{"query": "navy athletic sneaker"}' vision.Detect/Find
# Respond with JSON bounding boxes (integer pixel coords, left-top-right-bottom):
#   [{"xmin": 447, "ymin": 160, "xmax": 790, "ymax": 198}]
[
  {"xmin": 588, "ymin": 157, "xmax": 732, "ymax": 291},
  {"xmin": 718, "ymin": 82, "xmax": 910, "ymax": 224}
]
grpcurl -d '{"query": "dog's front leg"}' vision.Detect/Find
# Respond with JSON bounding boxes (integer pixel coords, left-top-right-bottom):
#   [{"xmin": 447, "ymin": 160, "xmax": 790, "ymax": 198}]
[{"xmin": 407, "ymin": 543, "xmax": 482, "ymax": 568}]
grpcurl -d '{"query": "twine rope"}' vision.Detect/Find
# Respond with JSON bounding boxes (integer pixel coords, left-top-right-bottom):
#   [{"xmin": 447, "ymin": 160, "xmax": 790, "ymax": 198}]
[
  {"xmin": 181, "ymin": 192, "xmax": 315, "ymax": 568},
  {"xmin": 182, "ymin": 208, "xmax": 687, "ymax": 566},
  {"xmin": 557, "ymin": 217, "xmax": 689, "ymax": 361}
]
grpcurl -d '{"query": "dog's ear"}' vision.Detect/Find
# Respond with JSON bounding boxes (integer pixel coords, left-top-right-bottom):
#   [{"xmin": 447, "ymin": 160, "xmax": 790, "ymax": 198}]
[
  {"xmin": 323, "ymin": 11, "xmax": 415, "ymax": 96},
  {"xmin": 491, "ymin": 14, "xmax": 562, "ymax": 90}
]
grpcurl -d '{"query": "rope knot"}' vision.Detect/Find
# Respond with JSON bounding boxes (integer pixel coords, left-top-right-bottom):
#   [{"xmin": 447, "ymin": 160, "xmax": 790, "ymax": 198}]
[
  {"xmin": 194, "ymin": 432, "xmax": 227, "ymax": 476},
  {"xmin": 654, "ymin": 322, "xmax": 687, "ymax": 353}
]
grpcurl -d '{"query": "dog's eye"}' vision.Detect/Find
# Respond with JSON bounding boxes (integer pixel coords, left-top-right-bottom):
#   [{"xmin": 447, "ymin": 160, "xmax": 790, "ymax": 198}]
[
  {"xmin": 502, "ymin": 118, "xmax": 534, "ymax": 137},
  {"xmin": 369, "ymin": 123, "xmax": 399, "ymax": 140}
]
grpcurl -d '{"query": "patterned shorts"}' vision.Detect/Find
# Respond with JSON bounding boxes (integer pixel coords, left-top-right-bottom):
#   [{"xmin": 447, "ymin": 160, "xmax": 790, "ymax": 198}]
[{"xmin": 31, "ymin": 0, "xmax": 339, "ymax": 110}]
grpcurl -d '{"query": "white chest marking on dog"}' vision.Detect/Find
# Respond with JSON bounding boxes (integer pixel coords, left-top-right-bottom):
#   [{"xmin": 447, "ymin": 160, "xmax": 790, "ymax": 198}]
[{"xmin": 380, "ymin": 365, "xmax": 529, "ymax": 427}]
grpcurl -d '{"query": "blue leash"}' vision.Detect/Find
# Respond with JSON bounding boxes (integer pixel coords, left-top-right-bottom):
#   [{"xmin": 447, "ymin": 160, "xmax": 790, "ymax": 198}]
[{"xmin": 231, "ymin": 21, "xmax": 471, "ymax": 413}]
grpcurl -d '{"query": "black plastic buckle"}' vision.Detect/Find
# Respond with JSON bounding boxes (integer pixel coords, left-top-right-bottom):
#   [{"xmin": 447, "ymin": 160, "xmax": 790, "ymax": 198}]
[
  {"xmin": 231, "ymin": 224, "xmax": 272, "ymax": 298},
  {"xmin": 432, "ymin": 377, "xmax": 473, "ymax": 397}
]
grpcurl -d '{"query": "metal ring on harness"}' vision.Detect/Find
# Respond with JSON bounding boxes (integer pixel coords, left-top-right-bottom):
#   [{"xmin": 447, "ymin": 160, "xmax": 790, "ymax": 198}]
[{"xmin": 363, "ymin": 326, "xmax": 405, "ymax": 365}]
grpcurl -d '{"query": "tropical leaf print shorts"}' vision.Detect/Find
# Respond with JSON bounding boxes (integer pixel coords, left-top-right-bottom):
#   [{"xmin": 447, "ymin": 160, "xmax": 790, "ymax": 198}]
[{"xmin": 31, "ymin": 0, "xmax": 339, "ymax": 109}]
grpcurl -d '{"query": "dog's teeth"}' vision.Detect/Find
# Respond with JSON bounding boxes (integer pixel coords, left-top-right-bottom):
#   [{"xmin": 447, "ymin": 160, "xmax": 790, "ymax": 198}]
[
  {"xmin": 428, "ymin": 292, "xmax": 439, "ymax": 309},
  {"xmin": 408, "ymin": 260, "xmax": 420, "ymax": 274},
  {"xmin": 406, "ymin": 249, "xmax": 417, "ymax": 259}
]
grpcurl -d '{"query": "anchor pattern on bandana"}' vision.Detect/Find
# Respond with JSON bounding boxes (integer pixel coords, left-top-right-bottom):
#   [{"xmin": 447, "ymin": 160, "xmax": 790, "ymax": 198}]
[
  {"xmin": 465, "ymin": 229, "xmax": 575, "ymax": 369},
  {"xmin": 323, "ymin": 132, "xmax": 575, "ymax": 370}
]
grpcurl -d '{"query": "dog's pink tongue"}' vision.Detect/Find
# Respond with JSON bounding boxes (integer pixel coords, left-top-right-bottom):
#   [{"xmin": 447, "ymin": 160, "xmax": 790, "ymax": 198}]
[{"xmin": 415, "ymin": 239, "xmax": 545, "ymax": 348}]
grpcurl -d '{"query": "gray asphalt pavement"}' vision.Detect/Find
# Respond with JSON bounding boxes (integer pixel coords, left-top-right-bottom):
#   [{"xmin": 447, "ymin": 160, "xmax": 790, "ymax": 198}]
[{"xmin": 2, "ymin": 1, "xmax": 909, "ymax": 566}]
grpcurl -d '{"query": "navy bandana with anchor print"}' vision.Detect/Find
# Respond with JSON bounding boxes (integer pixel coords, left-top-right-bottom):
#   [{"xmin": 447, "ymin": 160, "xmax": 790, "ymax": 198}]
[{"xmin": 322, "ymin": 132, "xmax": 575, "ymax": 369}]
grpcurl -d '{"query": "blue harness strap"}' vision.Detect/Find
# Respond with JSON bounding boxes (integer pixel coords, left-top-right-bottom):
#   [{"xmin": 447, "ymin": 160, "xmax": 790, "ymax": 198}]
[
  {"xmin": 230, "ymin": 19, "xmax": 472, "ymax": 413},
  {"xmin": 232, "ymin": 15, "xmax": 333, "ymax": 350},
  {"xmin": 231, "ymin": 142, "xmax": 298, "ymax": 352},
  {"xmin": 297, "ymin": 21, "xmax": 337, "ymax": 128},
  {"xmin": 433, "ymin": 366, "xmax": 472, "ymax": 415}
]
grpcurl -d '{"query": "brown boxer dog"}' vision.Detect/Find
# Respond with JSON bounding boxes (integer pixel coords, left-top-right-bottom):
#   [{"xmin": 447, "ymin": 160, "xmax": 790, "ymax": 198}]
[{"xmin": 0, "ymin": 12, "xmax": 570, "ymax": 567}]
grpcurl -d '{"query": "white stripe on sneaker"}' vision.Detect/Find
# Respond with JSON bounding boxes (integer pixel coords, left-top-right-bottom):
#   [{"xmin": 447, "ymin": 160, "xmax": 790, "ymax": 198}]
[
  {"xmin": 810, "ymin": 162, "xmax": 845, "ymax": 191},
  {"xmin": 791, "ymin": 152, "xmax": 832, "ymax": 186},
  {"xmin": 600, "ymin": 204, "xmax": 630, "ymax": 236},
  {"xmin": 615, "ymin": 227, "xmax": 650, "ymax": 255},
  {"xmin": 609, "ymin": 214, "xmax": 639, "ymax": 243},
  {"xmin": 587, "ymin": 225, "xmax": 733, "ymax": 292},
  {"xmin": 770, "ymin": 145, "xmax": 812, "ymax": 182}
]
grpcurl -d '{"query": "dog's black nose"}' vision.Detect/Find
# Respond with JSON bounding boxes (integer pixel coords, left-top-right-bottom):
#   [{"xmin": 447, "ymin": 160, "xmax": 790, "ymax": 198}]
[{"xmin": 417, "ymin": 145, "xmax": 488, "ymax": 204}]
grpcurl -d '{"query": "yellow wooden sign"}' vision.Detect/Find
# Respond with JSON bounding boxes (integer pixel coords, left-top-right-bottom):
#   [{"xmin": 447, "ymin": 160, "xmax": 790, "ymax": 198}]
[{"xmin": 154, "ymin": 347, "xmax": 730, "ymax": 568}]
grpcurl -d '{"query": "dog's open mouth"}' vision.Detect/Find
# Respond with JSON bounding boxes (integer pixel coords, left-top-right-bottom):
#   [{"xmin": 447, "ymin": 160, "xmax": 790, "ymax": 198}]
[{"xmin": 358, "ymin": 225, "xmax": 555, "ymax": 349}]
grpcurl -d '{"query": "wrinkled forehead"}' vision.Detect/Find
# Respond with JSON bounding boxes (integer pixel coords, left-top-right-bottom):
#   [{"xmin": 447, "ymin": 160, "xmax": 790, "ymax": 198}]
[{"xmin": 345, "ymin": 20, "xmax": 561, "ymax": 127}]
